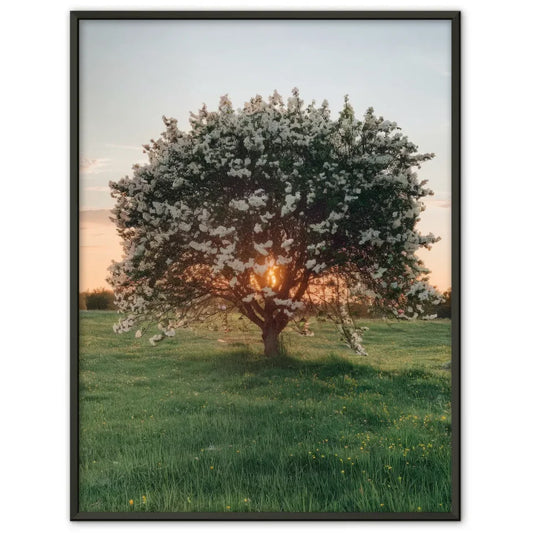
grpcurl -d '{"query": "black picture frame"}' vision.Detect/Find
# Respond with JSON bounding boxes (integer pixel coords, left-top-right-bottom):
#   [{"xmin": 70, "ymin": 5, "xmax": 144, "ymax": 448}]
[{"xmin": 71, "ymin": 10, "xmax": 460, "ymax": 521}]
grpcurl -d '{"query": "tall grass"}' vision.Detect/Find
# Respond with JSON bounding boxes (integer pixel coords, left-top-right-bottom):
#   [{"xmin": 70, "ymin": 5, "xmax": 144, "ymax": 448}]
[{"xmin": 79, "ymin": 311, "xmax": 452, "ymax": 513}]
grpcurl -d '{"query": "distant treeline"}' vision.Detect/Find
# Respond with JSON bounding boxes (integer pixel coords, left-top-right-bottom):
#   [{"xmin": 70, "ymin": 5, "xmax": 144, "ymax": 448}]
[
  {"xmin": 79, "ymin": 287, "xmax": 451, "ymax": 317},
  {"xmin": 315, "ymin": 288, "xmax": 451, "ymax": 320},
  {"xmin": 79, "ymin": 288, "xmax": 116, "ymax": 310},
  {"xmin": 435, "ymin": 289, "xmax": 451, "ymax": 318}
]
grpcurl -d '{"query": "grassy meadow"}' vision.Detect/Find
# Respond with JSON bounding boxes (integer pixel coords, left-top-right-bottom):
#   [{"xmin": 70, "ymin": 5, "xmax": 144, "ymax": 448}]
[{"xmin": 79, "ymin": 311, "xmax": 452, "ymax": 514}]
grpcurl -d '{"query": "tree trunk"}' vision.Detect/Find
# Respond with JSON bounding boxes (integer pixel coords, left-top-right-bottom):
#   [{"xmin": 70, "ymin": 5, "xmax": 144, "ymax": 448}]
[{"xmin": 262, "ymin": 326, "xmax": 280, "ymax": 358}]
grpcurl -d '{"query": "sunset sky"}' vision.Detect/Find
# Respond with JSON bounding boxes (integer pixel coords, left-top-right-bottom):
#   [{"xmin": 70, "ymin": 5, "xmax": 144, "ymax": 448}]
[{"xmin": 79, "ymin": 19, "xmax": 452, "ymax": 292}]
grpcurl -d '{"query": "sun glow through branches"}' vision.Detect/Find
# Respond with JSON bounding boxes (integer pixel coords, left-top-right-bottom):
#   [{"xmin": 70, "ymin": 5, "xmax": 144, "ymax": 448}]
[{"xmin": 267, "ymin": 266, "xmax": 278, "ymax": 287}]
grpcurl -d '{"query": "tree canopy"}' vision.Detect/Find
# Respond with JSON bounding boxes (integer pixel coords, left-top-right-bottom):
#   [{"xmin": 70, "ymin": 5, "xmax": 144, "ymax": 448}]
[{"xmin": 109, "ymin": 89, "xmax": 441, "ymax": 356}]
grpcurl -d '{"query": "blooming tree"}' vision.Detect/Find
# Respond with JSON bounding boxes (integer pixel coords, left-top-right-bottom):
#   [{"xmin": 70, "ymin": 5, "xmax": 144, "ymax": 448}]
[{"xmin": 109, "ymin": 89, "xmax": 441, "ymax": 357}]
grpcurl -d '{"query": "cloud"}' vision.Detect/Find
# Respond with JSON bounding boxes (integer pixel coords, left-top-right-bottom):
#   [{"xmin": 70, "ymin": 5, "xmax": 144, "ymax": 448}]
[
  {"xmin": 80, "ymin": 209, "xmax": 113, "ymax": 225},
  {"xmin": 106, "ymin": 143, "xmax": 142, "ymax": 151},
  {"xmin": 85, "ymin": 186, "xmax": 110, "ymax": 192},
  {"xmin": 425, "ymin": 198, "xmax": 451, "ymax": 209},
  {"xmin": 80, "ymin": 157, "xmax": 110, "ymax": 175},
  {"xmin": 424, "ymin": 192, "xmax": 451, "ymax": 209},
  {"xmin": 407, "ymin": 50, "xmax": 451, "ymax": 78}
]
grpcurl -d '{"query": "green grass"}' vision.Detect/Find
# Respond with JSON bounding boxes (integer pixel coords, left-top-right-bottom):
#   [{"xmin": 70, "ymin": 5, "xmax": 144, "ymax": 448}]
[{"xmin": 79, "ymin": 311, "xmax": 452, "ymax": 513}]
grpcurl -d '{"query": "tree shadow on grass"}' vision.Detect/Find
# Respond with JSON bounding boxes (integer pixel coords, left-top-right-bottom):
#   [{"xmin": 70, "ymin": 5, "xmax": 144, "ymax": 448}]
[
  {"xmin": 207, "ymin": 349, "xmax": 373, "ymax": 378},
  {"xmin": 190, "ymin": 349, "xmax": 449, "ymax": 405}
]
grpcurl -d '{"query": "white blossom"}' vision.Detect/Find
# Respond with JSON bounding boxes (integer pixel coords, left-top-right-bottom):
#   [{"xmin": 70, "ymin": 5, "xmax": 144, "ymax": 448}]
[
  {"xmin": 253, "ymin": 240, "xmax": 273, "ymax": 256},
  {"xmin": 229, "ymin": 199, "xmax": 249, "ymax": 211},
  {"xmin": 305, "ymin": 259, "xmax": 317, "ymax": 270},
  {"xmin": 253, "ymin": 262, "xmax": 269, "ymax": 275},
  {"xmin": 149, "ymin": 334, "xmax": 163, "ymax": 346},
  {"xmin": 262, "ymin": 287, "xmax": 277, "ymax": 297}
]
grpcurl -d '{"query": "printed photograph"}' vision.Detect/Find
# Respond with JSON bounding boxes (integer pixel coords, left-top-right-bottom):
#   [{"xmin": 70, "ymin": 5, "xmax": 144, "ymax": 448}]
[{"xmin": 75, "ymin": 14, "xmax": 457, "ymax": 517}]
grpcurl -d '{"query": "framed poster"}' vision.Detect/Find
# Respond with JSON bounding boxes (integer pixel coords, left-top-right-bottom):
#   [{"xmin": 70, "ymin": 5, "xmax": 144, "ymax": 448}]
[{"xmin": 71, "ymin": 10, "xmax": 460, "ymax": 520}]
